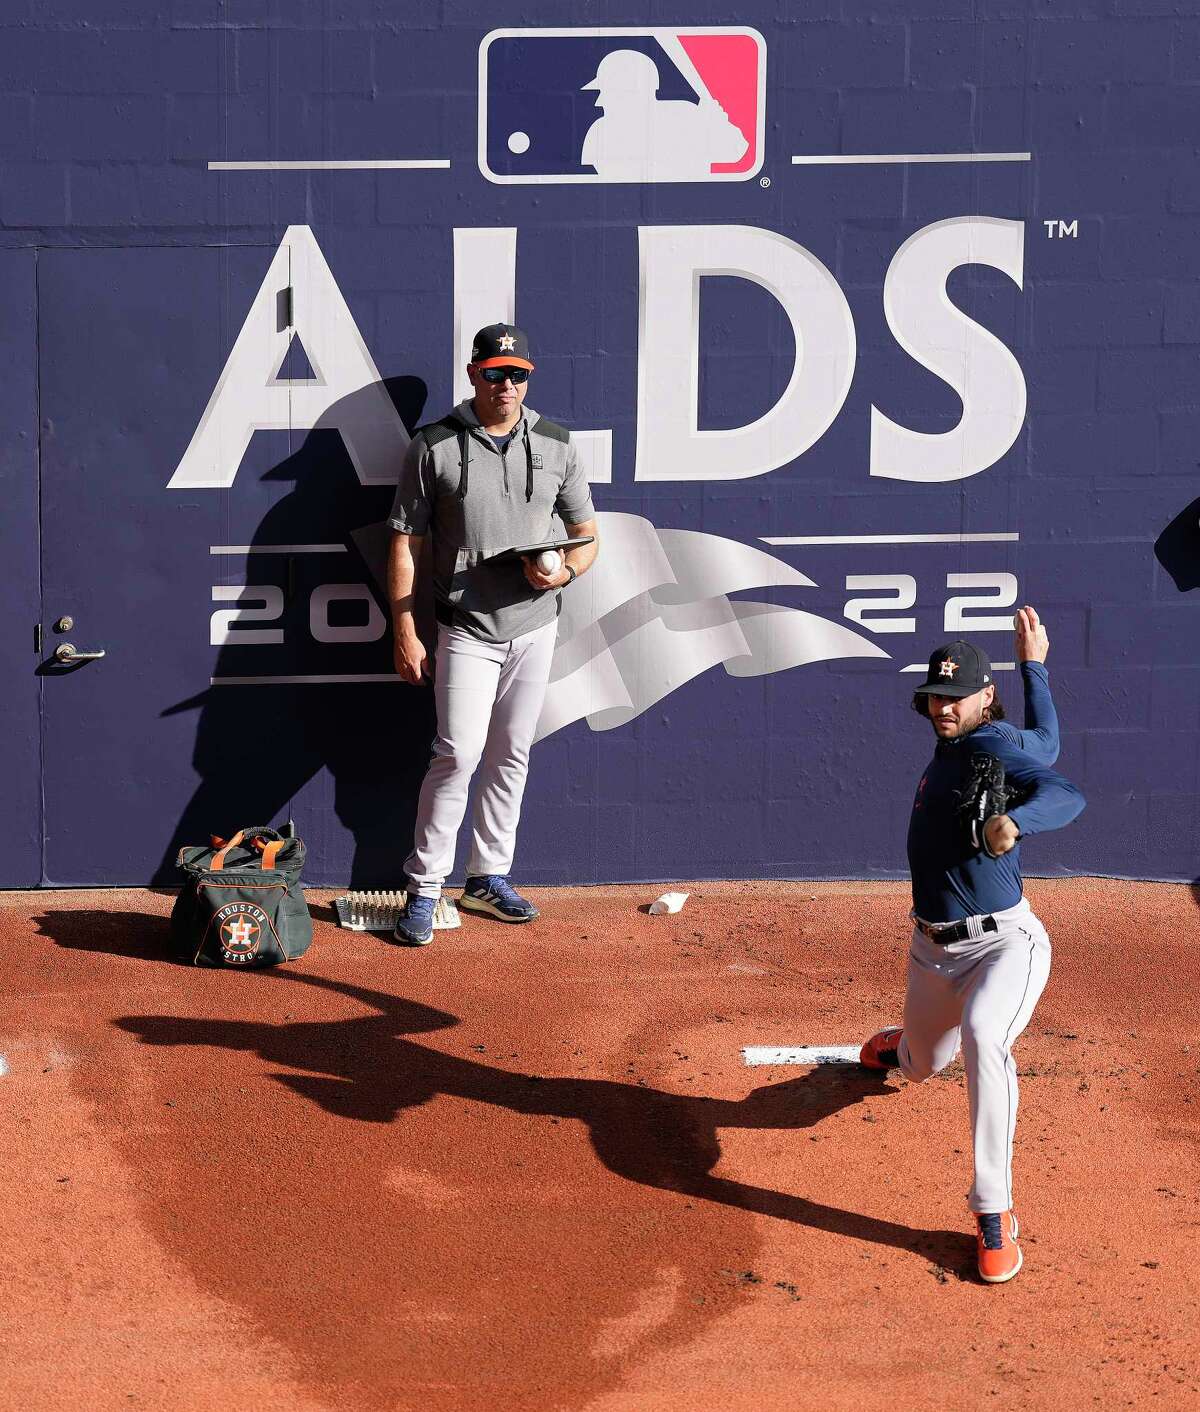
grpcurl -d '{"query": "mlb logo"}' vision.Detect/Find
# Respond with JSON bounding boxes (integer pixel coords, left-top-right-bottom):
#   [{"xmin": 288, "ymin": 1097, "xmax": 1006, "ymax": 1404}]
[{"xmin": 479, "ymin": 26, "xmax": 766, "ymax": 185}]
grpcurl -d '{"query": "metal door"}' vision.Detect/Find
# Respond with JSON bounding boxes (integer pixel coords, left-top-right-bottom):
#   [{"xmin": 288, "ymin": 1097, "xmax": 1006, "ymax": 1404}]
[
  {"xmin": 37, "ymin": 246, "xmax": 285, "ymax": 884},
  {"xmin": 0, "ymin": 251, "xmax": 42, "ymax": 886}
]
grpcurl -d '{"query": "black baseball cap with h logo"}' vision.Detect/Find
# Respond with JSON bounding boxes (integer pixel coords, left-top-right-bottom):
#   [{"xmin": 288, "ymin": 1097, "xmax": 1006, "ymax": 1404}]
[
  {"xmin": 912, "ymin": 640, "xmax": 993, "ymax": 699},
  {"xmin": 469, "ymin": 323, "xmax": 534, "ymax": 371}
]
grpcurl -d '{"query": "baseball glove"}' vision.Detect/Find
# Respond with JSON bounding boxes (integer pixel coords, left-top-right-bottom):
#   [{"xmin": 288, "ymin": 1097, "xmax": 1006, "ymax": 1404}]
[{"xmin": 957, "ymin": 753, "xmax": 1017, "ymax": 858}]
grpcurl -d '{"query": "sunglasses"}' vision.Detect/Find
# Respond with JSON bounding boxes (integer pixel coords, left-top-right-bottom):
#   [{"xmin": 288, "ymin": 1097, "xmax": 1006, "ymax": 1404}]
[{"xmin": 477, "ymin": 366, "xmax": 531, "ymax": 385}]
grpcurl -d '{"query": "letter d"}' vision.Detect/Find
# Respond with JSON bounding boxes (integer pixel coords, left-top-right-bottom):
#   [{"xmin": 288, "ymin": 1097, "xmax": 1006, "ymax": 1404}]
[{"xmin": 635, "ymin": 225, "xmax": 855, "ymax": 481}]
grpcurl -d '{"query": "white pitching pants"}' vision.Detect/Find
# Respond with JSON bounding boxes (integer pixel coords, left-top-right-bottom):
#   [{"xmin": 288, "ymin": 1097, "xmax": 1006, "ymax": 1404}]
[
  {"xmin": 405, "ymin": 620, "xmax": 557, "ymax": 897},
  {"xmin": 895, "ymin": 899, "xmax": 1052, "ymax": 1214}
]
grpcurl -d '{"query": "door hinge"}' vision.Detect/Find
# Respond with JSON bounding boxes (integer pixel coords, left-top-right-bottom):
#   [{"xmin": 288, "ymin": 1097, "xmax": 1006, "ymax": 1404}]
[{"xmin": 33, "ymin": 622, "xmax": 42, "ymax": 654}]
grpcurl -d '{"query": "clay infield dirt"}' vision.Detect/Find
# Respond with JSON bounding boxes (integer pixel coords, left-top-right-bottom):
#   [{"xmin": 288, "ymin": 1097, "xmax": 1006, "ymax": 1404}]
[{"xmin": 1, "ymin": 878, "xmax": 1197, "ymax": 1411}]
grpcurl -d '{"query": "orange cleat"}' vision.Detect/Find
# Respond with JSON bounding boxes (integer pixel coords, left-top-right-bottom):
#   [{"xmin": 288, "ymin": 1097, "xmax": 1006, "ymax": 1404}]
[
  {"xmin": 859, "ymin": 1026, "xmax": 904, "ymax": 1070},
  {"xmin": 975, "ymin": 1210, "xmax": 1023, "ymax": 1283}
]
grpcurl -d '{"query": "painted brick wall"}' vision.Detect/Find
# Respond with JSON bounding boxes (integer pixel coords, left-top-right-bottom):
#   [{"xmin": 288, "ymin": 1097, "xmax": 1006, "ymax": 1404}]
[{"xmin": 2, "ymin": 3, "xmax": 1198, "ymax": 886}]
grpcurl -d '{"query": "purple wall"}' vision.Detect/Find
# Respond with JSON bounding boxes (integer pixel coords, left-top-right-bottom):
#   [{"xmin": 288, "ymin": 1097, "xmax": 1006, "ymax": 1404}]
[{"xmin": 2, "ymin": 5, "xmax": 1198, "ymax": 887}]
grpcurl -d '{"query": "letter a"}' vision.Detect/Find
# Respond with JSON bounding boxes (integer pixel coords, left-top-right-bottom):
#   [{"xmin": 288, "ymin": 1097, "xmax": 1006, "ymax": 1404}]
[{"xmin": 168, "ymin": 225, "xmax": 406, "ymax": 488}]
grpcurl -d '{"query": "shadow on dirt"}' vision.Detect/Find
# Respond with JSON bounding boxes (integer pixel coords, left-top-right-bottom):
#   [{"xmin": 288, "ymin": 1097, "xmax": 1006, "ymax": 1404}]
[
  {"xmin": 35, "ymin": 900, "xmax": 345, "ymax": 960},
  {"xmin": 305, "ymin": 899, "xmax": 343, "ymax": 927},
  {"xmin": 108, "ymin": 966, "xmax": 975, "ymax": 1277},
  {"xmin": 34, "ymin": 909, "xmax": 182, "ymax": 964}
]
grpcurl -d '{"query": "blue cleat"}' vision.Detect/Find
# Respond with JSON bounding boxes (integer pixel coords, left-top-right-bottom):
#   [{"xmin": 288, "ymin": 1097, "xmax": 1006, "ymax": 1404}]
[
  {"xmin": 393, "ymin": 894, "xmax": 437, "ymax": 946},
  {"xmin": 459, "ymin": 875, "xmax": 539, "ymax": 923}
]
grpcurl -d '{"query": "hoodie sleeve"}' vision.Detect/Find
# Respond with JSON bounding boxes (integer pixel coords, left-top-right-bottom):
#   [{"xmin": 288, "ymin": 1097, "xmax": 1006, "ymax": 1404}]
[
  {"xmin": 387, "ymin": 434, "xmax": 434, "ymax": 536},
  {"xmin": 555, "ymin": 437, "xmax": 596, "ymax": 525}
]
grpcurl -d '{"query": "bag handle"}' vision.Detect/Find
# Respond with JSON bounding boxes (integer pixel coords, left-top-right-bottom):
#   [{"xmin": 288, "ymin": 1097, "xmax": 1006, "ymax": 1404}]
[
  {"xmin": 210, "ymin": 826, "xmax": 286, "ymax": 871},
  {"xmin": 210, "ymin": 830, "xmax": 245, "ymax": 871}
]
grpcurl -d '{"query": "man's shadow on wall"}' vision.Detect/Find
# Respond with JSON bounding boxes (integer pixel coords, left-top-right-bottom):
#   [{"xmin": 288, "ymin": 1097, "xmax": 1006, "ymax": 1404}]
[
  {"xmin": 158, "ymin": 377, "xmax": 436, "ymax": 888},
  {"xmin": 1154, "ymin": 496, "xmax": 1200, "ymax": 593},
  {"xmin": 111, "ymin": 966, "xmax": 975, "ymax": 1276}
]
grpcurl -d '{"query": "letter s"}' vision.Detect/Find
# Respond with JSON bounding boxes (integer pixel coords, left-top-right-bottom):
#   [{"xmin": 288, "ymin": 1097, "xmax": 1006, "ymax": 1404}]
[{"xmin": 870, "ymin": 217, "xmax": 1025, "ymax": 483}]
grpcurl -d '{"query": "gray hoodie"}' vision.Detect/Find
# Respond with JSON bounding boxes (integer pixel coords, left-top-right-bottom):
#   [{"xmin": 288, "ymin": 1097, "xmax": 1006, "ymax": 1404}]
[{"xmin": 388, "ymin": 400, "xmax": 595, "ymax": 644}]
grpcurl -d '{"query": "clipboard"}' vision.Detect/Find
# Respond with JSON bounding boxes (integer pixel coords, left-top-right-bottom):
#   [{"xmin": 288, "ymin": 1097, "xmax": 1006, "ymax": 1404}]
[{"xmin": 491, "ymin": 535, "xmax": 595, "ymax": 563}]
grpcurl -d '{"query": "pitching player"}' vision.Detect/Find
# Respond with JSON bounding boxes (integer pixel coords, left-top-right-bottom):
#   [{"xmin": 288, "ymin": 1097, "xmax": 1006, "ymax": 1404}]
[
  {"xmin": 860, "ymin": 607, "xmax": 1085, "ymax": 1283},
  {"xmin": 386, "ymin": 324, "xmax": 599, "ymax": 945}
]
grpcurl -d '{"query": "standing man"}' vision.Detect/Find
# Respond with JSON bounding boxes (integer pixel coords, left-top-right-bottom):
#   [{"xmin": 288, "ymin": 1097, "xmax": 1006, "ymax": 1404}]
[
  {"xmin": 859, "ymin": 607, "xmax": 1085, "ymax": 1284},
  {"xmin": 386, "ymin": 324, "xmax": 599, "ymax": 945}
]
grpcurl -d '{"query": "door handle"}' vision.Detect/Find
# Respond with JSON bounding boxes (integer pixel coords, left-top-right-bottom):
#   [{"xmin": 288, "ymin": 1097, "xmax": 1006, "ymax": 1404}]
[{"xmin": 54, "ymin": 642, "xmax": 107, "ymax": 664}]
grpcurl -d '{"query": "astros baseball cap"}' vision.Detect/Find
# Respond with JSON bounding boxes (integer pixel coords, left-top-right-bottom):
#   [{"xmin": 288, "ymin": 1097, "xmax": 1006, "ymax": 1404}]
[
  {"xmin": 912, "ymin": 640, "xmax": 993, "ymax": 699},
  {"xmin": 469, "ymin": 323, "xmax": 534, "ymax": 371}
]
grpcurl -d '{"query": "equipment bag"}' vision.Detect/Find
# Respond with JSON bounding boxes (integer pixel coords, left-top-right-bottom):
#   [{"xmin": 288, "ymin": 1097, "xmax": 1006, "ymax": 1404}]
[{"xmin": 171, "ymin": 825, "xmax": 313, "ymax": 967}]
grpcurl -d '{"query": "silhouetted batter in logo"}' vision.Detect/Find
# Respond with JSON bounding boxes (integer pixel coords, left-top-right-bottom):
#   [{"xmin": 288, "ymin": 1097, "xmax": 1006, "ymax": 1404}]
[{"xmin": 580, "ymin": 50, "xmax": 748, "ymax": 182}]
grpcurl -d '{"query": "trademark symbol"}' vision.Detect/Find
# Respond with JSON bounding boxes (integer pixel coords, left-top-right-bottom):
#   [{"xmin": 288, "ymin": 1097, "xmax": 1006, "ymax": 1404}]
[
  {"xmin": 759, "ymin": 176, "xmax": 771, "ymax": 188},
  {"xmin": 1043, "ymin": 219, "xmax": 1078, "ymax": 240}
]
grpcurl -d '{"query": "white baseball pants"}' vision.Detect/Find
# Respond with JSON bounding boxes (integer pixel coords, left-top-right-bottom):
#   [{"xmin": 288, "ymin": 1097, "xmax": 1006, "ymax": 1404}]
[
  {"xmin": 405, "ymin": 620, "xmax": 557, "ymax": 897},
  {"xmin": 894, "ymin": 899, "xmax": 1052, "ymax": 1214}
]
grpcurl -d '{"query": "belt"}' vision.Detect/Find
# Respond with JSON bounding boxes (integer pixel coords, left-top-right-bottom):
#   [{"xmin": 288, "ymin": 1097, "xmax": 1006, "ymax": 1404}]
[{"xmin": 915, "ymin": 915, "xmax": 999, "ymax": 945}]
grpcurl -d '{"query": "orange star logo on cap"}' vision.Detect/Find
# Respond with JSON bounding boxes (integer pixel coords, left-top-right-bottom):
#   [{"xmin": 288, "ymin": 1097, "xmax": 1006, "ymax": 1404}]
[
  {"xmin": 498, "ymin": 333, "xmax": 516, "ymax": 351},
  {"xmin": 938, "ymin": 659, "xmax": 958, "ymax": 678}
]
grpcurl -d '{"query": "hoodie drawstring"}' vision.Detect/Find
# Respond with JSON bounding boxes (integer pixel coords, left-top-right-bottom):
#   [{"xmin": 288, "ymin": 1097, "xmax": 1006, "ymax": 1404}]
[{"xmin": 456, "ymin": 420, "xmax": 531, "ymax": 501}]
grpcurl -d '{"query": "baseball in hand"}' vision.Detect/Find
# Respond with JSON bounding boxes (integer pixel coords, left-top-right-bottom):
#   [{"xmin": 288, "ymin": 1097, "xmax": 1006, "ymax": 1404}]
[{"xmin": 535, "ymin": 549, "xmax": 563, "ymax": 575}]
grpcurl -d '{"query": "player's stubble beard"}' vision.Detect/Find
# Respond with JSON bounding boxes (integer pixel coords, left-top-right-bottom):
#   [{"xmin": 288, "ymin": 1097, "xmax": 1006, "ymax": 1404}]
[{"xmin": 930, "ymin": 698, "xmax": 988, "ymax": 741}]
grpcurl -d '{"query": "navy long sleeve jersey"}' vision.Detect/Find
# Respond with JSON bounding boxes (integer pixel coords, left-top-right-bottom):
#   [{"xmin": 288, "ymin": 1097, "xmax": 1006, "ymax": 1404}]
[{"xmin": 907, "ymin": 661, "xmax": 1086, "ymax": 923}]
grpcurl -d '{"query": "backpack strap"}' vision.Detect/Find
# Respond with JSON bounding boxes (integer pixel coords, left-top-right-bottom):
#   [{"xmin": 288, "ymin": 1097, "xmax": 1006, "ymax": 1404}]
[
  {"xmin": 415, "ymin": 415, "xmax": 461, "ymax": 448},
  {"xmin": 458, "ymin": 425, "xmax": 469, "ymax": 501},
  {"xmin": 531, "ymin": 416, "xmax": 569, "ymax": 444},
  {"xmin": 415, "ymin": 415, "xmax": 469, "ymax": 500}
]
